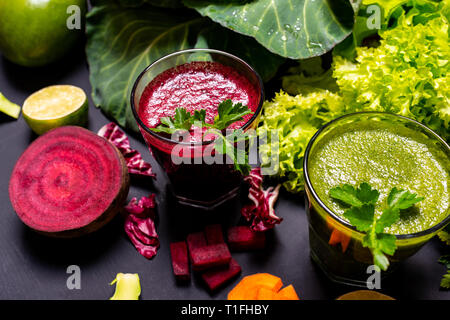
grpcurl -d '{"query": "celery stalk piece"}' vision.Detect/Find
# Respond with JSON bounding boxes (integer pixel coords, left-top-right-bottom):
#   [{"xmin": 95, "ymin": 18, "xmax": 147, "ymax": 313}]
[
  {"xmin": 110, "ymin": 273, "xmax": 141, "ymax": 300},
  {"xmin": 0, "ymin": 92, "xmax": 21, "ymax": 119}
]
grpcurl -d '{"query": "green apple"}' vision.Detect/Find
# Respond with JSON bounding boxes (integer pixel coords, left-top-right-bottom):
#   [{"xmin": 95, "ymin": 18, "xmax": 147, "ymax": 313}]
[{"xmin": 0, "ymin": 0, "xmax": 87, "ymax": 67}]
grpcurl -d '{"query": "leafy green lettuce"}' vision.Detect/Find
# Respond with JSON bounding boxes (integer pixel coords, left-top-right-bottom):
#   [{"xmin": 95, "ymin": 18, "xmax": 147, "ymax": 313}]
[
  {"xmin": 258, "ymin": 90, "xmax": 344, "ymax": 192},
  {"xmin": 334, "ymin": 8, "xmax": 449, "ymax": 141},
  {"xmin": 259, "ymin": 0, "xmax": 449, "ymax": 193}
]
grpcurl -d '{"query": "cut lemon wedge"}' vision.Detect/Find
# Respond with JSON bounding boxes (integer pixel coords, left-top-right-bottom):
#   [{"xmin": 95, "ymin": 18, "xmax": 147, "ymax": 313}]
[{"xmin": 23, "ymin": 85, "xmax": 88, "ymax": 135}]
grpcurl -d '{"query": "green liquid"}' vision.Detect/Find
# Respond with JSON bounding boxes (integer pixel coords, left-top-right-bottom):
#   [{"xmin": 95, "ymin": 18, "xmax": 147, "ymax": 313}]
[{"xmin": 309, "ymin": 120, "xmax": 449, "ymax": 235}]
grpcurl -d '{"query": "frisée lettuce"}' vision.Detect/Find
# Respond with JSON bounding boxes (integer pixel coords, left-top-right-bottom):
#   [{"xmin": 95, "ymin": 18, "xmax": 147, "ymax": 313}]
[{"xmin": 259, "ymin": 0, "xmax": 449, "ymax": 193}]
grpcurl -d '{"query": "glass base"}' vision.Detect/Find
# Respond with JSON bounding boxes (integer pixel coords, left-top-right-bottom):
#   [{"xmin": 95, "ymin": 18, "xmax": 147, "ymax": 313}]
[
  {"xmin": 173, "ymin": 186, "xmax": 240, "ymax": 210},
  {"xmin": 309, "ymin": 225, "xmax": 397, "ymax": 287},
  {"xmin": 310, "ymin": 250, "xmax": 369, "ymax": 288}
]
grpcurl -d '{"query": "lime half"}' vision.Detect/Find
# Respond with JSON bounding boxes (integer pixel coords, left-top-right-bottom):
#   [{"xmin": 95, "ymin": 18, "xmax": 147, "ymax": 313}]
[{"xmin": 23, "ymin": 85, "xmax": 88, "ymax": 135}]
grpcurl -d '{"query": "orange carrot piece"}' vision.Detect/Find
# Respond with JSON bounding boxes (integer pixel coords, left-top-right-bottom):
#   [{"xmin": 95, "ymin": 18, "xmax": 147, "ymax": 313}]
[
  {"xmin": 227, "ymin": 279, "xmax": 249, "ymax": 300},
  {"xmin": 275, "ymin": 284, "xmax": 300, "ymax": 300},
  {"xmin": 329, "ymin": 228, "xmax": 351, "ymax": 253},
  {"xmin": 328, "ymin": 229, "xmax": 341, "ymax": 245},
  {"xmin": 257, "ymin": 287, "xmax": 276, "ymax": 300},
  {"xmin": 340, "ymin": 232, "xmax": 351, "ymax": 253},
  {"xmin": 227, "ymin": 273, "xmax": 283, "ymax": 300}
]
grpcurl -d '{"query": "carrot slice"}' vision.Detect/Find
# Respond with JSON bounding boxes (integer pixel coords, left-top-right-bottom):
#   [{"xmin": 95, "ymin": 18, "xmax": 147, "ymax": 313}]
[
  {"xmin": 227, "ymin": 273, "xmax": 283, "ymax": 300},
  {"xmin": 257, "ymin": 287, "xmax": 276, "ymax": 300},
  {"xmin": 275, "ymin": 284, "xmax": 300, "ymax": 300},
  {"xmin": 328, "ymin": 228, "xmax": 351, "ymax": 253},
  {"xmin": 328, "ymin": 229, "xmax": 341, "ymax": 245},
  {"xmin": 340, "ymin": 232, "xmax": 351, "ymax": 253}
]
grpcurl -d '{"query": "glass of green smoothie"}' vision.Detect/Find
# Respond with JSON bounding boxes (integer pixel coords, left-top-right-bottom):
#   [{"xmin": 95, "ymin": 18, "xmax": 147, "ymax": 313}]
[{"xmin": 303, "ymin": 112, "xmax": 450, "ymax": 286}]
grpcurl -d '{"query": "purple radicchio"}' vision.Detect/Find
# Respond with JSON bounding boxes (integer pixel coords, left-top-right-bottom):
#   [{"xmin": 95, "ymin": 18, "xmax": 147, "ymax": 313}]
[
  {"xmin": 124, "ymin": 194, "xmax": 159, "ymax": 259},
  {"xmin": 98, "ymin": 122, "xmax": 155, "ymax": 177},
  {"xmin": 241, "ymin": 167, "xmax": 282, "ymax": 232}
]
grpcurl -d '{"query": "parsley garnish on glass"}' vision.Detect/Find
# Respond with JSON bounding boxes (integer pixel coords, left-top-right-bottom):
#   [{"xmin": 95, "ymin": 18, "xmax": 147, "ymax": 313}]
[
  {"xmin": 329, "ymin": 182, "xmax": 424, "ymax": 271},
  {"xmin": 150, "ymin": 99, "xmax": 253, "ymax": 176}
]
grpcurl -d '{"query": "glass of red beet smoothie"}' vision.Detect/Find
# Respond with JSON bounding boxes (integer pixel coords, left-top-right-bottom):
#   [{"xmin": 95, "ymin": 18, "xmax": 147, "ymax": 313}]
[{"xmin": 131, "ymin": 49, "xmax": 264, "ymax": 209}]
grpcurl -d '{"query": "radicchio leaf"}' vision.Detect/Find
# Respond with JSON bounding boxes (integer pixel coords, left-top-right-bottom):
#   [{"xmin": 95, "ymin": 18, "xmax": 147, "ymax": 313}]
[
  {"xmin": 242, "ymin": 167, "xmax": 282, "ymax": 232},
  {"xmin": 98, "ymin": 122, "xmax": 155, "ymax": 177},
  {"xmin": 124, "ymin": 194, "xmax": 159, "ymax": 259}
]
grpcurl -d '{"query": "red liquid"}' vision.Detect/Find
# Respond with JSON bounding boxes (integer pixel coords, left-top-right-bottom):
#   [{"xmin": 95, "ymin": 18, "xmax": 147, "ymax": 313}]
[
  {"xmin": 137, "ymin": 61, "xmax": 260, "ymax": 207},
  {"xmin": 138, "ymin": 61, "xmax": 259, "ymax": 141}
]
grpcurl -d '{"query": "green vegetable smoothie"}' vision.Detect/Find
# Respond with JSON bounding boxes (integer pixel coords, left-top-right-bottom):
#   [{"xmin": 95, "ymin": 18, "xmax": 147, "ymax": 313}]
[
  {"xmin": 309, "ymin": 120, "xmax": 449, "ymax": 235},
  {"xmin": 304, "ymin": 113, "xmax": 450, "ymax": 286}
]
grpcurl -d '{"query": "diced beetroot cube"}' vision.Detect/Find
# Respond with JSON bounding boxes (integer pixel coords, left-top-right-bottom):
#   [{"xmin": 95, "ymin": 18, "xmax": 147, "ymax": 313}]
[
  {"xmin": 186, "ymin": 232, "xmax": 207, "ymax": 262},
  {"xmin": 170, "ymin": 241, "xmax": 190, "ymax": 281},
  {"xmin": 202, "ymin": 258, "xmax": 242, "ymax": 291},
  {"xmin": 227, "ymin": 226, "xmax": 266, "ymax": 251},
  {"xmin": 191, "ymin": 243, "xmax": 231, "ymax": 271},
  {"xmin": 204, "ymin": 224, "xmax": 225, "ymax": 245}
]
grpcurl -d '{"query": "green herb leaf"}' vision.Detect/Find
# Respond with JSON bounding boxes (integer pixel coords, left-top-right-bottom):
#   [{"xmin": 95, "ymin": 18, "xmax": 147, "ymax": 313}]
[
  {"xmin": 375, "ymin": 208, "xmax": 400, "ymax": 233},
  {"xmin": 356, "ymin": 182, "xmax": 380, "ymax": 205},
  {"xmin": 344, "ymin": 204, "xmax": 374, "ymax": 232},
  {"xmin": 206, "ymin": 128, "xmax": 251, "ymax": 176},
  {"xmin": 386, "ymin": 187, "xmax": 424, "ymax": 212},
  {"xmin": 213, "ymin": 100, "xmax": 253, "ymax": 131},
  {"xmin": 151, "ymin": 100, "xmax": 253, "ymax": 175},
  {"xmin": 329, "ymin": 184, "xmax": 362, "ymax": 207},
  {"xmin": 174, "ymin": 108, "xmax": 195, "ymax": 130},
  {"xmin": 329, "ymin": 182, "xmax": 379, "ymax": 207},
  {"xmin": 331, "ymin": 182, "xmax": 424, "ymax": 271},
  {"xmin": 372, "ymin": 249, "xmax": 390, "ymax": 272},
  {"xmin": 375, "ymin": 233, "xmax": 397, "ymax": 256},
  {"xmin": 152, "ymin": 108, "xmax": 194, "ymax": 134},
  {"xmin": 193, "ymin": 109, "xmax": 207, "ymax": 125}
]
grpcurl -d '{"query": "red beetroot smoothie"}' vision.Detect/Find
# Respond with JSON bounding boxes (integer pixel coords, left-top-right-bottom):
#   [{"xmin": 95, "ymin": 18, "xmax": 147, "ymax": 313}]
[{"xmin": 138, "ymin": 61, "xmax": 259, "ymax": 141}]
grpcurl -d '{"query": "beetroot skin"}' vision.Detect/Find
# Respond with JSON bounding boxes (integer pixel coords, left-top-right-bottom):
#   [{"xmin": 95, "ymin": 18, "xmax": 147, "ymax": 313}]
[
  {"xmin": 190, "ymin": 243, "xmax": 231, "ymax": 271},
  {"xmin": 9, "ymin": 126, "xmax": 130, "ymax": 237},
  {"xmin": 202, "ymin": 258, "xmax": 242, "ymax": 291},
  {"xmin": 227, "ymin": 226, "xmax": 266, "ymax": 251},
  {"xmin": 170, "ymin": 241, "xmax": 190, "ymax": 281}
]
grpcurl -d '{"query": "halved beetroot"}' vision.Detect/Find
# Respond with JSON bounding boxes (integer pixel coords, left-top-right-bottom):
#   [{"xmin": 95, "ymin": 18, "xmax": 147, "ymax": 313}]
[{"xmin": 9, "ymin": 126, "xmax": 130, "ymax": 237}]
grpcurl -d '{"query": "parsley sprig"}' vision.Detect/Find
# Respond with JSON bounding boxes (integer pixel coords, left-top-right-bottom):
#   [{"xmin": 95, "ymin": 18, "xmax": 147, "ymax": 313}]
[
  {"xmin": 150, "ymin": 99, "xmax": 253, "ymax": 175},
  {"xmin": 329, "ymin": 182, "xmax": 424, "ymax": 271}
]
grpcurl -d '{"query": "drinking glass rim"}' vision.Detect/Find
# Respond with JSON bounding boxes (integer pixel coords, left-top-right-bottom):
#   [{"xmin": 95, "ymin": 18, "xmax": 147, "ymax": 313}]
[
  {"xmin": 303, "ymin": 111, "xmax": 450, "ymax": 240},
  {"xmin": 130, "ymin": 48, "xmax": 265, "ymax": 146}
]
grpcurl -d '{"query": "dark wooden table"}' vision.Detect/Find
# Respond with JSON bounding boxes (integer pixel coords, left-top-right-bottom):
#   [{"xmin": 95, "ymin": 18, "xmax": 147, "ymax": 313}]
[{"xmin": 0, "ymin": 45, "xmax": 448, "ymax": 300}]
